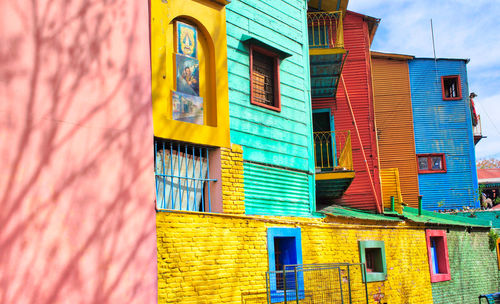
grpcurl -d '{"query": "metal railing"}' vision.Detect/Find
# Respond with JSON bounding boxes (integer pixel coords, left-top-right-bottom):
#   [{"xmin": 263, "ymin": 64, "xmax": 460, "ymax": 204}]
[
  {"xmin": 154, "ymin": 139, "xmax": 216, "ymax": 212},
  {"xmin": 266, "ymin": 263, "xmax": 369, "ymax": 304},
  {"xmin": 314, "ymin": 130, "xmax": 353, "ymax": 172},
  {"xmin": 307, "ymin": 11, "xmax": 344, "ymax": 49}
]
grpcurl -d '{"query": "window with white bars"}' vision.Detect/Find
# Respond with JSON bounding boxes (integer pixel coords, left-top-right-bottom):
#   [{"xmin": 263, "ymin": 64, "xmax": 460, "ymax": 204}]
[{"xmin": 154, "ymin": 139, "xmax": 216, "ymax": 212}]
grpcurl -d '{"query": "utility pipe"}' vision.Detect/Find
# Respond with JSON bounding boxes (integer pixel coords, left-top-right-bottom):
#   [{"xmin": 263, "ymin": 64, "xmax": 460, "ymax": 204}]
[{"xmin": 418, "ymin": 195, "xmax": 423, "ymax": 216}]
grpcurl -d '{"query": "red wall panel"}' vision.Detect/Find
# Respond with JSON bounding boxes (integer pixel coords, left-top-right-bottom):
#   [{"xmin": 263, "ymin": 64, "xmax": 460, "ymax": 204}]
[{"xmin": 331, "ymin": 12, "xmax": 382, "ymax": 211}]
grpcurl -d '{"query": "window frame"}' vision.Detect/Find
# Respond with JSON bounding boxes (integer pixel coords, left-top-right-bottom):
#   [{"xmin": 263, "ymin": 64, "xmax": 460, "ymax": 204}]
[
  {"xmin": 417, "ymin": 153, "xmax": 447, "ymax": 174},
  {"xmin": 267, "ymin": 227, "xmax": 304, "ymax": 303},
  {"xmin": 425, "ymin": 230, "xmax": 451, "ymax": 282},
  {"xmin": 496, "ymin": 238, "xmax": 500, "ymax": 270},
  {"xmin": 154, "ymin": 139, "xmax": 221, "ymax": 213},
  {"xmin": 249, "ymin": 44, "xmax": 281, "ymax": 112},
  {"xmin": 358, "ymin": 240, "xmax": 387, "ymax": 282},
  {"xmin": 441, "ymin": 75, "xmax": 462, "ymax": 101}
]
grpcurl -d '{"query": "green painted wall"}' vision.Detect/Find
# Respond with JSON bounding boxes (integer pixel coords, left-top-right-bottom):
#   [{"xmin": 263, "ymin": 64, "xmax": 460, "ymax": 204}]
[
  {"xmin": 226, "ymin": 0, "xmax": 315, "ymax": 216},
  {"xmin": 432, "ymin": 228, "xmax": 500, "ymax": 304},
  {"xmin": 243, "ymin": 162, "xmax": 314, "ymax": 216}
]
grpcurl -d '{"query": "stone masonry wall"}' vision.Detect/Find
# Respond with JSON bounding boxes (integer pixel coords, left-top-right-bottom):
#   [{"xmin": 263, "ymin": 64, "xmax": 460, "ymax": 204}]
[
  {"xmin": 157, "ymin": 212, "xmax": 434, "ymax": 304},
  {"xmin": 431, "ymin": 228, "xmax": 500, "ymax": 304},
  {"xmin": 221, "ymin": 144, "xmax": 245, "ymax": 214}
]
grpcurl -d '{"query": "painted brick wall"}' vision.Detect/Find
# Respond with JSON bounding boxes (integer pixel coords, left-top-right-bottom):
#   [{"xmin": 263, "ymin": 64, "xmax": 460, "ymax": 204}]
[
  {"xmin": 157, "ymin": 212, "xmax": 434, "ymax": 303},
  {"xmin": 431, "ymin": 228, "xmax": 500, "ymax": 304},
  {"xmin": 221, "ymin": 144, "xmax": 245, "ymax": 214}
]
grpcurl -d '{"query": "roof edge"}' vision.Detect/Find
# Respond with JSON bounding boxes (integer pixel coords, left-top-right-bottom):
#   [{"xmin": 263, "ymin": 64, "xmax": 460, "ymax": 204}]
[{"xmin": 371, "ymin": 51, "xmax": 414, "ymax": 60}]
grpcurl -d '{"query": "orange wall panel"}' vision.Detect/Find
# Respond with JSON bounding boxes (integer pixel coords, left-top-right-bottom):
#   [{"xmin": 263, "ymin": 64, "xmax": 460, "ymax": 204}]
[{"xmin": 371, "ymin": 55, "xmax": 420, "ymax": 208}]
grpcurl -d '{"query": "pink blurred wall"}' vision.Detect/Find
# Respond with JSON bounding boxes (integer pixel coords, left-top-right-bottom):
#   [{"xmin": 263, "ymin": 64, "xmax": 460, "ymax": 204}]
[{"xmin": 0, "ymin": 1, "xmax": 157, "ymax": 303}]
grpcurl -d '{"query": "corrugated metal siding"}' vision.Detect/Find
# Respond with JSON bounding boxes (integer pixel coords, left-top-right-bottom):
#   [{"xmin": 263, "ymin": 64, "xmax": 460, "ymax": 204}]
[
  {"xmin": 226, "ymin": 0, "xmax": 313, "ymax": 172},
  {"xmin": 244, "ymin": 162, "xmax": 313, "ymax": 217},
  {"xmin": 380, "ymin": 168, "xmax": 403, "ymax": 213},
  {"xmin": 371, "ymin": 56, "xmax": 420, "ymax": 208},
  {"xmin": 330, "ymin": 12, "xmax": 382, "ymax": 211},
  {"xmin": 409, "ymin": 59, "xmax": 479, "ymax": 211}
]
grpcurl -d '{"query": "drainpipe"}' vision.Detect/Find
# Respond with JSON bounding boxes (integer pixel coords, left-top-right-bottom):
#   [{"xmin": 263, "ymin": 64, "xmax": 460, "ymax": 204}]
[
  {"xmin": 418, "ymin": 195, "xmax": 423, "ymax": 216},
  {"xmin": 390, "ymin": 196, "xmax": 395, "ymax": 212}
]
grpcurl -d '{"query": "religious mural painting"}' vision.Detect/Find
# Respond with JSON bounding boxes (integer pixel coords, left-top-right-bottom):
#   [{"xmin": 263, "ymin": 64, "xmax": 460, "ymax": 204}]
[{"xmin": 173, "ymin": 21, "xmax": 203, "ymax": 125}]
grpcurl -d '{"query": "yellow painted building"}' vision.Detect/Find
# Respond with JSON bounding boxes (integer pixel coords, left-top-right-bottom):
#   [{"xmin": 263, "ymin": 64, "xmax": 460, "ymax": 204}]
[{"xmin": 151, "ymin": 0, "xmax": 230, "ymax": 147}]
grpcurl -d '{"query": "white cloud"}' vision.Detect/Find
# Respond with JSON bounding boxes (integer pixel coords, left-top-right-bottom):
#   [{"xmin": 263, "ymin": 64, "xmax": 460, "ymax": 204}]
[{"xmin": 348, "ymin": 0, "xmax": 500, "ymax": 159}]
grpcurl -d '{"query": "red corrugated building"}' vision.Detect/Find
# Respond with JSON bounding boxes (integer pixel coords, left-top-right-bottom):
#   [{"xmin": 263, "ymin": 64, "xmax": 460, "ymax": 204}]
[{"xmin": 313, "ymin": 11, "xmax": 383, "ymax": 212}]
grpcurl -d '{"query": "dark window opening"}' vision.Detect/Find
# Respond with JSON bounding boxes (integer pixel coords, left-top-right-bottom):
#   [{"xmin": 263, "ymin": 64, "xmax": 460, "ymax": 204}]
[
  {"xmin": 274, "ymin": 237, "xmax": 298, "ymax": 290},
  {"xmin": 442, "ymin": 75, "xmax": 462, "ymax": 100},
  {"xmin": 253, "ymin": 52, "xmax": 275, "ymax": 106},
  {"xmin": 313, "ymin": 111, "xmax": 335, "ymax": 171},
  {"xmin": 365, "ymin": 248, "xmax": 383, "ymax": 273},
  {"xmin": 250, "ymin": 45, "xmax": 280, "ymax": 111}
]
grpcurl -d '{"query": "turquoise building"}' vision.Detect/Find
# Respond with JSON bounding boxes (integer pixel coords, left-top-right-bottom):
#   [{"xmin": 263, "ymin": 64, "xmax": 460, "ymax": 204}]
[{"xmin": 226, "ymin": 0, "xmax": 315, "ymax": 216}]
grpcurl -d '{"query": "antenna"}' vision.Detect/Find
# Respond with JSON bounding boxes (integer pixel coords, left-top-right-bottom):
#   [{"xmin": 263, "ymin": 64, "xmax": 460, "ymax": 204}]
[{"xmin": 430, "ymin": 19, "xmax": 438, "ymax": 82}]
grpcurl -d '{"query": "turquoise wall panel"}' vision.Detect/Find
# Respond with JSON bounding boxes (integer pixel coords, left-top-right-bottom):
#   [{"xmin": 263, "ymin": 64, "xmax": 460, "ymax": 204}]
[
  {"xmin": 226, "ymin": 0, "xmax": 313, "ymax": 173},
  {"xmin": 409, "ymin": 59, "xmax": 479, "ymax": 210},
  {"xmin": 244, "ymin": 162, "xmax": 314, "ymax": 217},
  {"xmin": 227, "ymin": 0, "xmax": 315, "ymax": 216}
]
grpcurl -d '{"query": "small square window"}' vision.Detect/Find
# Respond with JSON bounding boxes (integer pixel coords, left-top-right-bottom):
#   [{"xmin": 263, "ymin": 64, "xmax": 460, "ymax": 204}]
[
  {"xmin": 250, "ymin": 45, "xmax": 281, "ymax": 112},
  {"xmin": 441, "ymin": 75, "xmax": 462, "ymax": 100},
  {"xmin": 425, "ymin": 230, "xmax": 451, "ymax": 282},
  {"xmin": 358, "ymin": 240, "xmax": 387, "ymax": 282},
  {"xmin": 417, "ymin": 154, "xmax": 446, "ymax": 173}
]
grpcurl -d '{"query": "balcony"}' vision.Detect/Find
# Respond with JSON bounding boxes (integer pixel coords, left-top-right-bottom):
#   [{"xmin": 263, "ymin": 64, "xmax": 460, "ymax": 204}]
[
  {"xmin": 473, "ymin": 114, "xmax": 486, "ymax": 145},
  {"xmin": 314, "ymin": 130, "xmax": 355, "ymax": 204},
  {"xmin": 308, "ymin": 11, "xmax": 347, "ymax": 98}
]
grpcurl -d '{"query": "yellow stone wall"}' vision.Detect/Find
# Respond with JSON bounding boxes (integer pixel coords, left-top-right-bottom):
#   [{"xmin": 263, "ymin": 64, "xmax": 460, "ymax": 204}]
[
  {"xmin": 221, "ymin": 144, "xmax": 245, "ymax": 214},
  {"xmin": 157, "ymin": 212, "xmax": 434, "ymax": 304}
]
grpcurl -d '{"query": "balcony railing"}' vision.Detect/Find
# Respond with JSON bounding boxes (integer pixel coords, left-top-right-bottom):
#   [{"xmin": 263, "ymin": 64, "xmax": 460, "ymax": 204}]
[
  {"xmin": 314, "ymin": 130, "xmax": 352, "ymax": 172},
  {"xmin": 307, "ymin": 11, "xmax": 344, "ymax": 49}
]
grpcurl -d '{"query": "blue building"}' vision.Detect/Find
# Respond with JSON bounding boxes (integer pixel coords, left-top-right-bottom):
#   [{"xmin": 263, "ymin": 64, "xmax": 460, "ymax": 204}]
[{"xmin": 409, "ymin": 58, "xmax": 479, "ymax": 210}]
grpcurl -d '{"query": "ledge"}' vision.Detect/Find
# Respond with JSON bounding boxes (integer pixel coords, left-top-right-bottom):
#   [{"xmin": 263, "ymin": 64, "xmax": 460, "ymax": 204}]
[{"xmin": 242, "ymin": 35, "xmax": 293, "ymax": 59}]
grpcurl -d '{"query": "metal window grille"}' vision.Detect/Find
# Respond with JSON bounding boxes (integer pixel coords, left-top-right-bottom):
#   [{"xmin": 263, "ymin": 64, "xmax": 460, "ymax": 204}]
[
  {"xmin": 252, "ymin": 51, "xmax": 275, "ymax": 106},
  {"xmin": 154, "ymin": 139, "xmax": 216, "ymax": 212}
]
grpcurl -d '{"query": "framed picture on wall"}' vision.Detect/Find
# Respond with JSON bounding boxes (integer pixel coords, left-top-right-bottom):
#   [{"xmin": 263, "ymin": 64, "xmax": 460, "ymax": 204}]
[
  {"xmin": 172, "ymin": 91, "xmax": 204, "ymax": 125},
  {"xmin": 177, "ymin": 21, "xmax": 197, "ymax": 58},
  {"xmin": 176, "ymin": 54, "xmax": 199, "ymax": 96}
]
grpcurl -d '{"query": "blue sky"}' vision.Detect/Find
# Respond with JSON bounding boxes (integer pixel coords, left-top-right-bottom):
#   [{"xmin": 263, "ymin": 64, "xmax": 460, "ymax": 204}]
[{"xmin": 348, "ymin": 0, "xmax": 500, "ymax": 160}]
